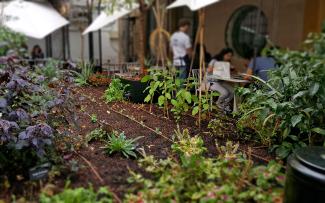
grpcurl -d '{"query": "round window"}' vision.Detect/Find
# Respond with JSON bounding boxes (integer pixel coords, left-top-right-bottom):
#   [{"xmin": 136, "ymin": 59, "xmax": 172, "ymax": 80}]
[{"xmin": 226, "ymin": 6, "xmax": 268, "ymax": 58}]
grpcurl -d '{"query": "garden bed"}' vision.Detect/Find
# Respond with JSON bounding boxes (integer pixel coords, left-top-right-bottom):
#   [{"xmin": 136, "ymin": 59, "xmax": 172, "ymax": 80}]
[{"xmin": 46, "ymin": 85, "xmax": 273, "ymax": 199}]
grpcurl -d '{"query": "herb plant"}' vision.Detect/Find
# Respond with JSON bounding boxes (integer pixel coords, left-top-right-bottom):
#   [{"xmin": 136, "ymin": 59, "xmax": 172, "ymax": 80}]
[
  {"xmin": 40, "ymin": 185, "xmax": 113, "ymax": 203},
  {"xmin": 103, "ymin": 131, "xmax": 142, "ymax": 158},
  {"xmin": 103, "ymin": 79, "xmax": 129, "ymax": 103}
]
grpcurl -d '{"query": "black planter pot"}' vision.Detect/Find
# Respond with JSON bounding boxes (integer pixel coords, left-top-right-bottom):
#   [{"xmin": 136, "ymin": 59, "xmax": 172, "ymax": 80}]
[
  {"xmin": 119, "ymin": 77, "xmax": 148, "ymax": 103},
  {"xmin": 284, "ymin": 146, "xmax": 325, "ymax": 203}
]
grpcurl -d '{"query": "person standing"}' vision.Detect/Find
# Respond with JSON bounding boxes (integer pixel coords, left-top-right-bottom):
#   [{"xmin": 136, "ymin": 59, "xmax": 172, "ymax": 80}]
[{"xmin": 170, "ymin": 19, "xmax": 192, "ymax": 80}]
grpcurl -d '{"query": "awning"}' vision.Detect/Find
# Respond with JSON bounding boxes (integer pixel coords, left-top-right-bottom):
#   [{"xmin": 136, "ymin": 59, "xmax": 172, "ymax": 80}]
[
  {"xmin": 1, "ymin": 0, "xmax": 69, "ymax": 39},
  {"xmin": 167, "ymin": 0, "xmax": 221, "ymax": 11},
  {"xmin": 83, "ymin": 4, "xmax": 139, "ymax": 35}
]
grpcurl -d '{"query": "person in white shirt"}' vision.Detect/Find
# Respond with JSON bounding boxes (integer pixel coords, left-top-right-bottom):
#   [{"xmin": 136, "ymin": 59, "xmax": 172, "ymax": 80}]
[
  {"xmin": 170, "ymin": 19, "xmax": 193, "ymax": 80},
  {"xmin": 207, "ymin": 48, "xmax": 234, "ymax": 111}
]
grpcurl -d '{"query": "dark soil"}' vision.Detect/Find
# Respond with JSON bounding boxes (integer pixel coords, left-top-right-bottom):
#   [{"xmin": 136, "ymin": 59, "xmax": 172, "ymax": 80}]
[
  {"xmin": 55, "ymin": 86, "xmax": 273, "ymax": 199},
  {"xmin": 1, "ymin": 85, "xmax": 274, "ymax": 202}
]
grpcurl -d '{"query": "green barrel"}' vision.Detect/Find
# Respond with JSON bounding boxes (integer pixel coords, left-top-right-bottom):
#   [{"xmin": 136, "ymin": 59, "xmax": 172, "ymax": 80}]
[{"xmin": 284, "ymin": 147, "xmax": 325, "ymax": 203}]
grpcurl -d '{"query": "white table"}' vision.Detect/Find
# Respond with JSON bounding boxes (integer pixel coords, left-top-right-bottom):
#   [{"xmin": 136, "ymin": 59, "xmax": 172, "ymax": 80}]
[{"xmin": 207, "ymin": 75, "xmax": 250, "ymax": 112}]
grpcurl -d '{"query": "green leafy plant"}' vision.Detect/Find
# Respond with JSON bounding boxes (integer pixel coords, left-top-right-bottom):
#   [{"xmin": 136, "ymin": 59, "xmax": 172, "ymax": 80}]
[
  {"xmin": 103, "ymin": 131, "xmax": 142, "ymax": 158},
  {"xmin": 90, "ymin": 114, "xmax": 98, "ymax": 123},
  {"xmin": 126, "ymin": 139, "xmax": 284, "ymax": 203},
  {"xmin": 103, "ymin": 79, "xmax": 129, "ymax": 103},
  {"xmin": 73, "ymin": 62, "xmax": 94, "ymax": 86},
  {"xmin": 237, "ymin": 33, "xmax": 325, "ymax": 159},
  {"xmin": 86, "ymin": 128, "xmax": 108, "ymax": 143},
  {"xmin": 171, "ymin": 89, "xmax": 194, "ymax": 121},
  {"xmin": 142, "ymin": 69, "xmax": 182, "ymax": 117},
  {"xmin": 40, "ymin": 185, "xmax": 113, "ymax": 203},
  {"xmin": 0, "ymin": 27, "xmax": 26, "ymax": 56},
  {"xmin": 172, "ymin": 127, "xmax": 206, "ymax": 157}
]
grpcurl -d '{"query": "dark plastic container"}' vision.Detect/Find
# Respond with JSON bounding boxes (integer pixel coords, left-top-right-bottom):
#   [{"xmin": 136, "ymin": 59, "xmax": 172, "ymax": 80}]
[
  {"xmin": 284, "ymin": 146, "xmax": 325, "ymax": 203},
  {"xmin": 120, "ymin": 77, "xmax": 148, "ymax": 103}
]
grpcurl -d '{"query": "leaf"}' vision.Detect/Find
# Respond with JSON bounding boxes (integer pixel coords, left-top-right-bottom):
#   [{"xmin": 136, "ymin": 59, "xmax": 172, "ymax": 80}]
[
  {"xmin": 292, "ymin": 91, "xmax": 307, "ymax": 100},
  {"xmin": 158, "ymin": 96, "xmax": 165, "ymax": 106},
  {"xmin": 192, "ymin": 106, "xmax": 199, "ymax": 116},
  {"xmin": 141, "ymin": 75, "xmax": 151, "ymax": 83},
  {"xmin": 183, "ymin": 91, "xmax": 192, "ymax": 104},
  {"xmin": 166, "ymin": 93, "xmax": 171, "ymax": 100},
  {"xmin": 312, "ymin": 128, "xmax": 325, "ymax": 135},
  {"xmin": 276, "ymin": 145, "xmax": 291, "ymax": 159},
  {"xmin": 171, "ymin": 99, "xmax": 178, "ymax": 106},
  {"xmin": 144, "ymin": 95, "xmax": 151, "ymax": 103},
  {"xmin": 291, "ymin": 115, "xmax": 303, "ymax": 127},
  {"xmin": 309, "ymin": 83, "xmax": 320, "ymax": 96}
]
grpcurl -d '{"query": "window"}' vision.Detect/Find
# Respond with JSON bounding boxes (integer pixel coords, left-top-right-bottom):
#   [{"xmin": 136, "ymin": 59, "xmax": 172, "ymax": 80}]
[{"xmin": 225, "ymin": 6, "xmax": 268, "ymax": 58}]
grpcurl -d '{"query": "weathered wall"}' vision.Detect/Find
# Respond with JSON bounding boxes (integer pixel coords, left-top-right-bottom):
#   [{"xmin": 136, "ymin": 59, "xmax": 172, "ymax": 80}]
[
  {"xmin": 204, "ymin": 0, "xmax": 306, "ymax": 56},
  {"xmin": 203, "ymin": 0, "xmax": 306, "ymax": 71}
]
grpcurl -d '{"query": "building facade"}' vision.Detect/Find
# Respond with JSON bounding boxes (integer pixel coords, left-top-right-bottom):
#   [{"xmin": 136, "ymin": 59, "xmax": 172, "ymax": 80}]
[{"xmin": 119, "ymin": 0, "xmax": 325, "ymax": 70}]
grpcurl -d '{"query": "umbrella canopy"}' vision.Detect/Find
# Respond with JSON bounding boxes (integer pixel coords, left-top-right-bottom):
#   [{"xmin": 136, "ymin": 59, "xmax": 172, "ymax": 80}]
[
  {"xmin": 167, "ymin": 0, "xmax": 221, "ymax": 11},
  {"xmin": 1, "ymin": 0, "xmax": 69, "ymax": 39},
  {"xmin": 83, "ymin": 4, "xmax": 139, "ymax": 35}
]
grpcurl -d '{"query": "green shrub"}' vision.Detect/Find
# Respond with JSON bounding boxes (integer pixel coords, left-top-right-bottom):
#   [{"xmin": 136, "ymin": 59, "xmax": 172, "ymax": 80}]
[
  {"xmin": 0, "ymin": 27, "xmax": 26, "ymax": 56},
  {"xmin": 237, "ymin": 33, "xmax": 325, "ymax": 159},
  {"xmin": 103, "ymin": 79, "xmax": 128, "ymax": 103}
]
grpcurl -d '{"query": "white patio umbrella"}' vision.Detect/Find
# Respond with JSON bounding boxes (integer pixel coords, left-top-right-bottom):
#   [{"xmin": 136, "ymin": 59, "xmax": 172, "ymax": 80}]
[
  {"xmin": 166, "ymin": 0, "xmax": 221, "ymax": 11},
  {"xmin": 83, "ymin": 4, "xmax": 139, "ymax": 35},
  {"xmin": 1, "ymin": 0, "xmax": 69, "ymax": 39}
]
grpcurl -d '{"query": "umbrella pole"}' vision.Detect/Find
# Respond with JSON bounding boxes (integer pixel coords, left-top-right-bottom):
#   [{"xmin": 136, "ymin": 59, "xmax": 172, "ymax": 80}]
[{"xmin": 97, "ymin": 0, "xmax": 103, "ymax": 67}]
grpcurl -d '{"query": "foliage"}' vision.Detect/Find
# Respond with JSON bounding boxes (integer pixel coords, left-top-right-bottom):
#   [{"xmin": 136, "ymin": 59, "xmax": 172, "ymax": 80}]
[
  {"xmin": 40, "ymin": 185, "xmax": 113, "ymax": 203},
  {"xmin": 73, "ymin": 62, "xmax": 94, "ymax": 86},
  {"xmin": 172, "ymin": 127, "xmax": 206, "ymax": 157},
  {"xmin": 90, "ymin": 114, "xmax": 98, "ymax": 123},
  {"xmin": 142, "ymin": 69, "xmax": 215, "ymax": 121},
  {"xmin": 86, "ymin": 128, "xmax": 108, "ymax": 143},
  {"xmin": 88, "ymin": 73, "xmax": 111, "ymax": 86},
  {"xmin": 103, "ymin": 131, "xmax": 142, "ymax": 158},
  {"xmin": 0, "ymin": 59, "xmax": 67, "ymax": 179},
  {"xmin": 103, "ymin": 78, "xmax": 129, "ymax": 103},
  {"xmin": 142, "ymin": 69, "xmax": 181, "ymax": 117},
  {"xmin": 237, "ymin": 33, "xmax": 325, "ymax": 159},
  {"xmin": 34, "ymin": 60, "xmax": 62, "ymax": 84},
  {"xmin": 126, "ymin": 136, "xmax": 284, "ymax": 203},
  {"xmin": 0, "ymin": 27, "xmax": 26, "ymax": 56}
]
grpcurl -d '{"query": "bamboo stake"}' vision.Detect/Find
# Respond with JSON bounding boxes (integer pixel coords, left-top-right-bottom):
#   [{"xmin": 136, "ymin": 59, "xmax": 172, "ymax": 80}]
[{"xmin": 198, "ymin": 9, "xmax": 206, "ymax": 128}]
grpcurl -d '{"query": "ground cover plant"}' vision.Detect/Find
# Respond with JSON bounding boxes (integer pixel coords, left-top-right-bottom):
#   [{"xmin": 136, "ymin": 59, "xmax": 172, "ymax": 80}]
[
  {"xmin": 103, "ymin": 78, "xmax": 129, "ymax": 103},
  {"xmin": 237, "ymin": 32, "xmax": 325, "ymax": 159},
  {"xmin": 40, "ymin": 184, "xmax": 114, "ymax": 203},
  {"xmin": 126, "ymin": 130, "xmax": 285, "ymax": 203}
]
